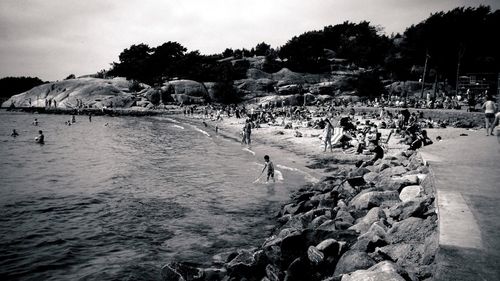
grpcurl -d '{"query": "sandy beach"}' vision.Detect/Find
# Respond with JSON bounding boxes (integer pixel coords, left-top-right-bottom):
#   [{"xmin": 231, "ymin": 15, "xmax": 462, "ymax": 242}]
[{"xmin": 175, "ymin": 108, "xmax": 478, "ymax": 175}]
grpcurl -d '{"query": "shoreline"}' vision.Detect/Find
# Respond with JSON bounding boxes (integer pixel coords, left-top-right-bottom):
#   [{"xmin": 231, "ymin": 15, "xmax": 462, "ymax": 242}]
[
  {"xmin": 2, "ymin": 107, "xmax": 482, "ymax": 280},
  {"xmin": 163, "ymin": 113, "xmax": 444, "ymax": 281}
]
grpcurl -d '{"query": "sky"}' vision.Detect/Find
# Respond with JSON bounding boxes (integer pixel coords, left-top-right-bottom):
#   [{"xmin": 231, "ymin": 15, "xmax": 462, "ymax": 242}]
[{"xmin": 1, "ymin": 0, "xmax": 499, "ymax": 81}]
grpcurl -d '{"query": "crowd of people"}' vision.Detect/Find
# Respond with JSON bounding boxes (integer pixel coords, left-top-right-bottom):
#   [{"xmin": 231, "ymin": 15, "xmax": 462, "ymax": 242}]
[{"xmin": 180, "ymin": 99, "xmax": 447, "ymax": 164}]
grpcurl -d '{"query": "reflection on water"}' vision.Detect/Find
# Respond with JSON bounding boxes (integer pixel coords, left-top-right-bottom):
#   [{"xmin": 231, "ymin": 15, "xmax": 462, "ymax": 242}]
[{"xmin": 0, "ymin": 111, "xmax": 309, "ymax": 280}]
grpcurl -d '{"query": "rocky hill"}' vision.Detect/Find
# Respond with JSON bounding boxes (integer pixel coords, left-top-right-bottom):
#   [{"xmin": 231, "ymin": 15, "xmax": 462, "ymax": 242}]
[
  {"xmin": 2, "ymin": 77, "xmax": 149, "ymax": 109},
  {"xmin": 2, "ymin": 66, "xmax": 371, "ymax": 109}
]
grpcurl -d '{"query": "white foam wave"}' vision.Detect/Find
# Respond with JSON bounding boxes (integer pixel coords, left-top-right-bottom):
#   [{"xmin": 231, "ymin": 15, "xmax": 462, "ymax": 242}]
[
  {"xmin": 163, "ymin": 117, "xmax": 180, "ymax": 123},
  {"xmin": 194, "ymin": 126, "xmax": 210, "ymax": 137},
  {"xmin": 242, "ymin": 148, "xmax": 256, "ymax": 155},
  {"xmin": 171, "ymin": 125, "xmax": 185, "ymax": 129},
  {"xmin": 275, "ymin": 170, "xmax": 284, "ymax": 181},
  {"xmin": 276, "ymin": 164, "xmax": 318, "ymax": 183}
]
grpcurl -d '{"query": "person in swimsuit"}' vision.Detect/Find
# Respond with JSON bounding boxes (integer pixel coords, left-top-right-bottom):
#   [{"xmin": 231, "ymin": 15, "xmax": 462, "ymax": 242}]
[
  {"xmin": 35, "ymin": 130, "xmax": 44, "ymax": 144},
  {"xmin": 262, "ymin": 155, "xmax": 275, "ymax": 182},
  {"xmin": 323, "ymin": 118, "xmax": 333, "ymax": 152},
  {"xmin": 482, "ymin": 96, "xmax": 497, "ymax": 136}
]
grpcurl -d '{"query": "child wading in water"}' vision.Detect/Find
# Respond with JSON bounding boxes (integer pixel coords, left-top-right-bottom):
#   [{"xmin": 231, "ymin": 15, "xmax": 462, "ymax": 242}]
[{"xmin": 261, "ymin": 155, "xmax": 275, "ymax": 183}]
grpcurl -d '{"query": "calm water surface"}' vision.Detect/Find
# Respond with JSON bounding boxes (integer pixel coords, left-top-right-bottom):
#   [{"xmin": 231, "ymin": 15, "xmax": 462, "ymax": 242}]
[{"xmin": 0, "ymin": 111, "xmax": 312, "ymax": 280}]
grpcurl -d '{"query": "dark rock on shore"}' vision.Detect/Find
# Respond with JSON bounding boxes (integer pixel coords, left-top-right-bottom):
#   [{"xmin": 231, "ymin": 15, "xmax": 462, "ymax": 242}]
[
  {"xmin": 333, "ymin": 250, "xmax": 376, "ymax": 276},
  {"xmin": 162, "ymin": 150, "xmax": 438, "ymax": 281}
]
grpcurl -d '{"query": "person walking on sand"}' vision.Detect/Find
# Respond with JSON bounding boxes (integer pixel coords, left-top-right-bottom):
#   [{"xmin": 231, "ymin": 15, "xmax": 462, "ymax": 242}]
[
  {"xmin": 261, "ymin": 155, "xmax": 275, "ymax": 183},
  {"xmin": 35, "ymin": 130, "xmax": 44, "ymax": 144},
  {"xmin": 482, "ymin": 96, "xmax": 497, "ymax": 136},
  {"xmin": 323, "ymin": 118, "xmax": 333, "ymax": 152}
]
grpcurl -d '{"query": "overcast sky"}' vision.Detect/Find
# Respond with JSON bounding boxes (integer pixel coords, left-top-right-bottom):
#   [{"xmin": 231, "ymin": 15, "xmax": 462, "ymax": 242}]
[{"xmin": 1, "ymin": 0, "xmax": 498, "ymax": 81}]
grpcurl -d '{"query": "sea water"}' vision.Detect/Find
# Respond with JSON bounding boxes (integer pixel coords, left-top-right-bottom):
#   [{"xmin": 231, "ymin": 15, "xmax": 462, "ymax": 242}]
[{"xmin": 0, "ymin": 111, "xmax": 315, "ymax": 280}]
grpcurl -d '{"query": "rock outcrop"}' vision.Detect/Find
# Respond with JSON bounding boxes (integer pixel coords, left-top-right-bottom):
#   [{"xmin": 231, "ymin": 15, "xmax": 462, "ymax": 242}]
[{"xmin": 2, "ymin": 77, "xmax": 144, "ymax": 109}]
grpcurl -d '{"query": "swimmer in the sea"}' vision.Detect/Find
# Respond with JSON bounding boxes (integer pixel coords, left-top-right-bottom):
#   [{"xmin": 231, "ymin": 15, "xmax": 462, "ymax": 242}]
[
  {"xmin": 35, "ymin": 130, "xmax": 44, "ymax": 144},
  {"xmin": 11, "ymin": 129, "xmax": 19, "ymax": 137},
  {"xmin": 33, "ymin": 118, "xmax": 38, "ymax": 126}
]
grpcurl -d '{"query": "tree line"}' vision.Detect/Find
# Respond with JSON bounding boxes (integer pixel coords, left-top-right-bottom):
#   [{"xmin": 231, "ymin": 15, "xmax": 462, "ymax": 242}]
[
  {"xmin": 109, "ymin": 6, "xmax": 499, "ymax": 90},
  {"xmin": 1, "ymin": 6, "xmax": 498, "ymax": 100}
]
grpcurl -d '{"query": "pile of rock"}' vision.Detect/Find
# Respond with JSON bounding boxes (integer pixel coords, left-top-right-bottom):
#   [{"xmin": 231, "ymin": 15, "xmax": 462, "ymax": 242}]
[{"xmin": 162, "ymin": 150, "xmax": 438, "ymax": 281}]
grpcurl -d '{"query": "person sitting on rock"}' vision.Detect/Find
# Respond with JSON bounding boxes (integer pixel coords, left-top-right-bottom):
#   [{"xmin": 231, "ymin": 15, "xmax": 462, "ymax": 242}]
[
  {"xmin": 409, "ymin": 130, "xmax": 432, "ymax": 150},
  {"xmin": 358, "ymin": 140, "xmax": 384, "ymax": 168}
]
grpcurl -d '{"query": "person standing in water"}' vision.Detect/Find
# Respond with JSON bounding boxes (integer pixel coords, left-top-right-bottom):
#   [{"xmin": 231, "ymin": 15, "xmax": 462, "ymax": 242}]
[
  {"xmin": 33, "ymin": 118, "xmax": 38, "ymax": 126},
  {"xmin": 35, "ymin": 130, "xmax": 44, "ymax": 144},
  {"xmin": 241, "ymin": 119, "xmax": 252, "ymax": 145},
  {"xmin": 323, "ymin": 118, "xmax": 333, "ymax": 152},
  {"xmin": 89, "ymin": 113, "xmax": 92, "ymax": 122},
  {"xmin": 261, "ymin": 155, "xmax": 275, "ymax": 183},
  {"xmin": 244, "ymin": 119, "xmax": 252, "ymax": 145}
]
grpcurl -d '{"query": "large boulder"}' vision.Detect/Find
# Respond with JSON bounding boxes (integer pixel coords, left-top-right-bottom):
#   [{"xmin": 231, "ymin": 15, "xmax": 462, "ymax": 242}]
[
  {"xmin": 350, "ymin": 191, "xmax": 400, "ymax": 210},
  {"xmin": 376, "ymin": 175, "xmax": 418, "ymax": 192},
  {"xmin": 142, "ymin": 88, "xmax": 160, "ymax": 105},
  {"xmin": 388, "ymin": 216, "xmax": 436, "ymax": 244},
  {"xmin": 378, "ymin": 166, "xmax": 408, "ymax": 178},
  {"xmin": 349, "ymin": 207, "xmax": 386, "ymax": 234},
  {"xmin": 2, "ymin": 77, "xmax": 139, "ymax": 109},
  {"xmin": 284, "ymin": 257, "xmax": 315, "ymax": 281},
  {"xmin": 399, "ymin": 185, "xmax": 422, "ymax": 202},
  {"xmin": 333, "ymin": 250, "xmax": 376, "ymax": 276},
  {"xmin": 247, "ymin": 68, "xmax": 272, "ymax": 79},
  {"xmin": 163, "ymin": 80, "xmax": 208, "ymax": 97},
  {"xmin": 351, "ymin": 222, "xmax": 388, "ymax": 252},
  {"xmin": 341, "ymin": 261, "xmax": 407, "ymax": 281},
  {"xmin": 225, "ymin": 249, "xmax": 266, "ymax": 278},
  {"xmin": 308, "ymin": 75, "xmax": 356, "ymax": 95},
  {"xmin": 272, "ymin": 68, "xmax": 307, "ymax": 86},
  {"xmin": 376, "ymin": 243, "xmax": 423, "ymax": 267},
  {"xmin": 389, "ymin": 197, "xmax": 430, "ymax": 221},
  {"xmin": 160, "ymin": 262, "xmax": 203, "ymax": 281},
  {"xmin": 234, "ymin": 78, "xmax": 275, "ymax": 94}
]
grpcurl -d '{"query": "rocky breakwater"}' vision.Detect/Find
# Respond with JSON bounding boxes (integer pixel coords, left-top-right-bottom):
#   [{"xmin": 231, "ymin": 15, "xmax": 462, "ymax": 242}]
[{"xmin": 161, "ymin": 150, "xmax": 438, "ymax": 281}]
